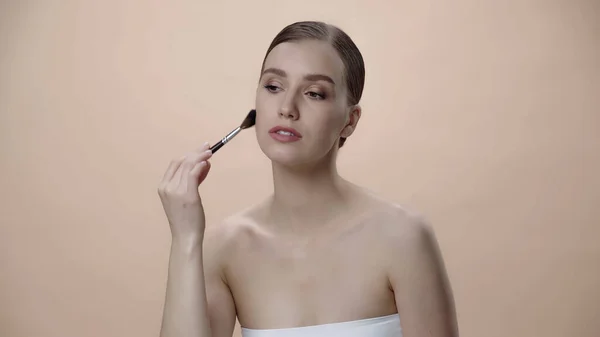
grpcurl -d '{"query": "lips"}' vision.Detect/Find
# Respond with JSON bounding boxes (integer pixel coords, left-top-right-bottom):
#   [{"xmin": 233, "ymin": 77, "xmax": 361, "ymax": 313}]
[
  {"xmin": 268, "ymin": 126, "xmax": 302, "ymax": 143},
  {"xmin": 269, "ymin": 126, "xmax": 302, "ymax": 137}
]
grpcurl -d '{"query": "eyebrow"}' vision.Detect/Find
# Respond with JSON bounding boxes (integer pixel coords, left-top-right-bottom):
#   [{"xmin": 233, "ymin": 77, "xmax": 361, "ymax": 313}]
[{"xmin": 262, "ymin": 67, "xmax": 336, "ymax": 85}]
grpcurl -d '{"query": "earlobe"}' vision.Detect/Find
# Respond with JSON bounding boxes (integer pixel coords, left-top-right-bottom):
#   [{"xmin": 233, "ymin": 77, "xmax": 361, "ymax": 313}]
[{"xmin": 340, "ymin": 125, "xmax": 353, "ymax": 138}]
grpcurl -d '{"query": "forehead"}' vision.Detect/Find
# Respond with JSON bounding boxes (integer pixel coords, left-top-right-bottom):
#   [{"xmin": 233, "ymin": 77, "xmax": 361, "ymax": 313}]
[{"xmin": 263, "ymin": 40, "xmax": 345, "ymax": 84}]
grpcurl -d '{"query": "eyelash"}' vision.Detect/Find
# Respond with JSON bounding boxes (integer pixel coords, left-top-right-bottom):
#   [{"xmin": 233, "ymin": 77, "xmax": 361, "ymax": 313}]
[{"xmin": 263, "ymin": 84, "xmax": 326, "ymax": 100}]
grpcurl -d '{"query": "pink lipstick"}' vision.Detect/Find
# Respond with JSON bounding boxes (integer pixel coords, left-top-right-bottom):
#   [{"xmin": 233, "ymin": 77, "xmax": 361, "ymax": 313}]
[{"xmin": 269, "ymin": 126, "xmax": 302, "ymax": 143}]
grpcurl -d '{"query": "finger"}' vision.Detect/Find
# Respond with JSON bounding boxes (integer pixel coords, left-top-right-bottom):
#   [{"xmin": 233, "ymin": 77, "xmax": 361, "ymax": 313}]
[
  {"xmin": 204, "ymin": 149, "xmax": 213, "ymax": 162},
  {"xmin": 180, "ymin": 161, "xmax": 191, "ymax": 189},
  {"xmin": 162, "ymin": 156, "xmax": 185, "ymax": 182},
  {"xmin": 188, "ymin": 161, "xmax": 207, "ymax": 190},
  {"xmin": 195, "ymin": 142, "xmax": 210, "ymax": 154},
  {"xmin": 190, "ymin": 149, "xmax": 213, "ymax": 167},
  {"xmin": 175, "ymin": 155, "xmax": 196, "ymax": 186},
  {"xmin": 173, "ymin": 149, "xmax": 212, "ymax": 185},
  {"xmin": 189, "ymin": 156, "xmax": 211, "ymax": 184},
  {"xmin": 197, "ymin": 160, "xmax": 211, "ymax": 184},
  {"xmin": 189, "ymin": 148, "xmax": 213, "ymax": 163},
  {"xmin": 173, "ymin": 156, "xmax": 192, "ymax": 186}
]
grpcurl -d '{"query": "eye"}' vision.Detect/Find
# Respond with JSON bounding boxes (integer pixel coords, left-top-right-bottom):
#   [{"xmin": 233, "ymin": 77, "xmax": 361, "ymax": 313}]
[
  {"xmin": 264, "ymin": 84, "xmax": 281, "ymax": 93},
  {"xmin": 306, "ymin": 91, "xmax": 326, "ymax": 100}
]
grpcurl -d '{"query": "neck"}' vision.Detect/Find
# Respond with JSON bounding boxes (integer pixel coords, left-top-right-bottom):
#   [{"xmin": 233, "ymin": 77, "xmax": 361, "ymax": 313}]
[{"xmin": 266, "ymin": 156, "xmax": 355, "ymax": 231}]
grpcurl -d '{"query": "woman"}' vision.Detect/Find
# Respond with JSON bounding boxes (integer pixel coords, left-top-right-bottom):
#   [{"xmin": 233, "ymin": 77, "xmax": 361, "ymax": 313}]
[{"xmin": 158, "ymin": 21, "xmax": 458, "ymax": 337}]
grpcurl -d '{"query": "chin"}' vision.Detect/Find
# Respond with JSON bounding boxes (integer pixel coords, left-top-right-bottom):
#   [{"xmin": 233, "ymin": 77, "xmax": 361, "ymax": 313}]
[
  {"xmin": 259, "ymin": 142, "xmax": 309, "ymax": 167},
  {"xmin": 258, "ymin": 139, "xmax": 335, "ymax": 170}
]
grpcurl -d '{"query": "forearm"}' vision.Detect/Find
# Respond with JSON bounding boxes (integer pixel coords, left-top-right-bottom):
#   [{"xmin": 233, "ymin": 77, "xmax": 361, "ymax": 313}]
[{"xmin": 160, "ymin": 237, "xmax": 211, "ymax": 337}]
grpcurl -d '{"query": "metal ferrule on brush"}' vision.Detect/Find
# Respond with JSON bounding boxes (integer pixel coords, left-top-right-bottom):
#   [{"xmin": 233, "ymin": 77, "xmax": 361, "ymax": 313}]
[
  {"xmin": 210, "ymin": 109, "xmax": 256, "ymax": 154},
  {"xmin": 222, "ymin": 127, "xmax": 241, "ymax": 144}
]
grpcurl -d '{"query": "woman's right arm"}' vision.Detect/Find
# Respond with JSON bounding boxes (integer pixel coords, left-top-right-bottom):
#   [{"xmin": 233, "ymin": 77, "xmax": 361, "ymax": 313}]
[{"xmin": 158, "ymin": 143, "xmax": 236, "ymax": 337}]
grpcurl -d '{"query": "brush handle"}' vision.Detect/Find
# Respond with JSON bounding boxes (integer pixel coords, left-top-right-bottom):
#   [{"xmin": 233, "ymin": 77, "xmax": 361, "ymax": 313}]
[
  {"xmin": 210, "ymin": 127, "xmax": 242, "ymax": 154},
  {"xmin": 210, "ymin": 141, "xmax": 225, "ymax": 153}
]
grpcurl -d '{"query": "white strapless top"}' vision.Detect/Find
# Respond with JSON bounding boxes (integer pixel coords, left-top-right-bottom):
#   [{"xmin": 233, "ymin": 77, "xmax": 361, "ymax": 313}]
[{"xmin": 241, "ymin": 314, "xmax": 402, "ymax": 337}]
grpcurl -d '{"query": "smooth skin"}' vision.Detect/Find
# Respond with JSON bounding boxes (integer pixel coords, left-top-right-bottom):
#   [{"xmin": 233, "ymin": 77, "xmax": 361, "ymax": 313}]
[{"xmin": 159, "ymin": 40, "xmax": 458, "ymax": 337}]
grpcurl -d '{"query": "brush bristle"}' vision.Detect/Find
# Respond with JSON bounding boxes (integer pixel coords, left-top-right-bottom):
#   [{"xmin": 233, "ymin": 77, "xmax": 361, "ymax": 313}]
[{"xmin": 240, "ymin": 109, "xmax": 256, "ymax": 129}]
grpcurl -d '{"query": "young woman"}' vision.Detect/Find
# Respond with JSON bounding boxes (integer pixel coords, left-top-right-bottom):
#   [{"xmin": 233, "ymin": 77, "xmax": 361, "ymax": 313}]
[{"xmin": 158, "ymin": 21, "xmax": 458, "ymax": 337}]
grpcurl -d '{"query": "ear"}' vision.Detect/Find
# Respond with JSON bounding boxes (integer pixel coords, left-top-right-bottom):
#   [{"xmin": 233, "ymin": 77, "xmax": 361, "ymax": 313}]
[{"xmin": 340, "ymin": 105, "xmax": 362, "ymax": 138}]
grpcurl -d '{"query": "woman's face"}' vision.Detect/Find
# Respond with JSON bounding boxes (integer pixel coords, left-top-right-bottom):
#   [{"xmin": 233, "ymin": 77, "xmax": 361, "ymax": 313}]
[{"xmin": 255, "ymin": 39, "xmax": 360, "ymax": 167}]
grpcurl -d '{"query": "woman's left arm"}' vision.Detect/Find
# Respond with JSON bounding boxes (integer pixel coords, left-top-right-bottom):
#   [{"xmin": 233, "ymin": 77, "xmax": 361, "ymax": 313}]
[{"xmin": 388, "ymin": 219, "xmax": 459, "ymax": 337}]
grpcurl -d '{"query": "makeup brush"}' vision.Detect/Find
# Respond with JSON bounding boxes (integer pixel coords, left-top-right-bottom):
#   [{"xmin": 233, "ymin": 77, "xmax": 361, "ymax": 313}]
[{"xmin": 209, "ymin": 109, "xmax": 256, "ymax": 154}]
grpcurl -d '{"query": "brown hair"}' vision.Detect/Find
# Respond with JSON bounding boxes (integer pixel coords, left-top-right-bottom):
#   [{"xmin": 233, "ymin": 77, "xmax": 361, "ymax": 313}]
[{"xmin": 260, "ymin": 21, "xmax": 365, "ymax": 148}]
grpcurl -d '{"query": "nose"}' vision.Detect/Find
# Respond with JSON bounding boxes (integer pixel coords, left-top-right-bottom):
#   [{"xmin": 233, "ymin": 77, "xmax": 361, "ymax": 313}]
[{"xmin": 278, "ymin": 94, "xmax": 299, "ymax": 120}]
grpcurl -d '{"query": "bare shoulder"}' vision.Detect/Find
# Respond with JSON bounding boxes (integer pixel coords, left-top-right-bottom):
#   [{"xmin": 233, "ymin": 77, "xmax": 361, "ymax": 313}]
[
  {"xmin": 382, "ymin": 206, "xmax": 437, "ymax": 255},
  {"xmin": 376, "ymin": 202, "xmax": 445, "ymax": 280},
  {"xmin": 363, "ymin": 194, "xmax": 444, "ymax": 276},
  {"xmin": 363, "ymin": 195, "xmax": 458, "ymax": 336},
  {"xmin": 202, "ymin": 201, "xmax": 266, "ymax": 262},
  {"xmin": 360, "ymin": 192, "xmax": 436, "ymax": 247}
]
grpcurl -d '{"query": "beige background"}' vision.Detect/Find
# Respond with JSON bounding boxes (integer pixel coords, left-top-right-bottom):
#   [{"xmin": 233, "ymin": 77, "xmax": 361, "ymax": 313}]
[{"xmin": 1, "ymin": 1, "xmax": 598, "ymax": 336}]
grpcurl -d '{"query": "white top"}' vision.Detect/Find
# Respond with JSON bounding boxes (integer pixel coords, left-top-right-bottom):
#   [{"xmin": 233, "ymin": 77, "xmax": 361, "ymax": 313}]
[{"xmin": 241, "ymin": 314, "xmax": 402, "ymax": 337}]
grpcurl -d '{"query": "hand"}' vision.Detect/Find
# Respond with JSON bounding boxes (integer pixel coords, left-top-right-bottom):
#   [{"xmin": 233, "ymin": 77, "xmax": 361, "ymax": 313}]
[{"xmin": 158, "ymin": 142, "xmax": 213, "ymax": 241}]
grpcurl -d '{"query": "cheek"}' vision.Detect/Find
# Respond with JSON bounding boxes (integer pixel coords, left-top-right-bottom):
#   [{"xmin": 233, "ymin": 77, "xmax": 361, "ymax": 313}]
[
  {"xmin": 326, "ymin": 108, "xmax": 348, "ymax": 132},
  {"xmin": 312, "ymin": 109, "xmax": 347, "ymax": 143},
  {"xmin": 254, "ymin": 92, "xmax": 271, "ymax": 128},
  {"xmin": 254, "ymin": 110, "xmax": 268, "ymax": 136},
  {"xmin": 253, "ymin": 108, "xmax": 276, "ymax": 146}
]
